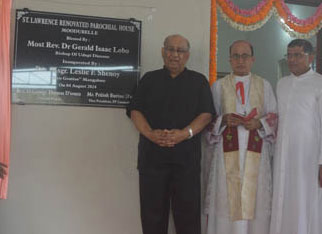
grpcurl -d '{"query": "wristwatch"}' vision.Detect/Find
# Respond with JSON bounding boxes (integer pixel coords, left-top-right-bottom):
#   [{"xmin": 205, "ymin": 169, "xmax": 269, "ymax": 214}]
[{"xmin": 188, "ymin": 126, "xmax": 193, "ymax": 139}]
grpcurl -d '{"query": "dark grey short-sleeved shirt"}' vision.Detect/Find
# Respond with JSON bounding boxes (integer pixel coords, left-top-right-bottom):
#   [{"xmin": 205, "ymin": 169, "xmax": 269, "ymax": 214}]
[{"xmin": 128, "ymin": 67, "xmax": 215, "ymax": 171}]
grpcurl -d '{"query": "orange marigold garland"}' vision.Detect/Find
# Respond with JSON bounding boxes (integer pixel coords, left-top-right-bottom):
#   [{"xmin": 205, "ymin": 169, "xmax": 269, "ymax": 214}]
[
  {"xmin": 217, "ymin": 5, "xmax": 275, "ymax": 31},
  {"xmin": 209, "ymin": 0, "xmax": 217, "ymax": 86},
  {"xmin": 217, "ymin": 0, "xmax": 274, "ymax": 25},
  {"xmin": 214, "ymin": 0, "xmax": 321, "ymax": 38},
  {"xmin": 209, "ymin": 0, "xmax": 321, "ymax": 83},
  {"xmin": 274, "ymin": 0, "xmax": 322, "ymax": 36}
]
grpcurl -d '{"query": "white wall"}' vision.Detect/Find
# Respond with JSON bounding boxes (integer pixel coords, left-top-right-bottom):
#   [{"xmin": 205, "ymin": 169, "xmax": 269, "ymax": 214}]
[{"xmin": 0, "ymin": 1, "xmax": 319, "ymax": 234}]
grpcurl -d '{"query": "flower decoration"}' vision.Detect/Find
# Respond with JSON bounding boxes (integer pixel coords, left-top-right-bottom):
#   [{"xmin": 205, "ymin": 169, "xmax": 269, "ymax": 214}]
[
  {"xmin": 275, "ymin": 0, "xmax": 322, "ymax": 34},
  {"xmin": 209, "ymin": 0, "xmax": 218, "ymax": 86},
  {"xmin": 215, "ymin": 0, "xmax": 321, "ymax": 36},
  {"xmin": 209, "ymin": 0, "xmax": 321, "ymax": 83},
  {"xmin": 217, "ymin": 0, "xmax": 274, "ymax": 25}
]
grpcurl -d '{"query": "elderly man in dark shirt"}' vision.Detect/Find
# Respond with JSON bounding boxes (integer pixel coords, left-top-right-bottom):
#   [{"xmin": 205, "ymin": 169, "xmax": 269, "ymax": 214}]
[{"xmin": 127, "ymin": 34, "xmax": 215, "ymax": 234}]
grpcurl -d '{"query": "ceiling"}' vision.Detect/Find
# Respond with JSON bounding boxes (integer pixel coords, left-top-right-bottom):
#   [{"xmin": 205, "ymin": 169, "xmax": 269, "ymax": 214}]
[
  {"xmin": 285, "ymin": 0, "xmax": 321, "ymax": 7},
  {"xmin": 230, "ymin": 0, "xmax": 320, "ymax": 8}
]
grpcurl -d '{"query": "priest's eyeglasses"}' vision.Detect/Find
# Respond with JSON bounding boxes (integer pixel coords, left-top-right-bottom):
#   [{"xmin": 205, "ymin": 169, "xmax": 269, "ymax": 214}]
[
  {"xmin": 165, "ymin": 47, "xmax": 189, "ymax": 55},
  {"xmin": 285, "ymin": 52, "xmax": 308, "ymax": 60},
  {"xmin": 230, "ymin": 53, "xmax": 252, "ymax": 60}
]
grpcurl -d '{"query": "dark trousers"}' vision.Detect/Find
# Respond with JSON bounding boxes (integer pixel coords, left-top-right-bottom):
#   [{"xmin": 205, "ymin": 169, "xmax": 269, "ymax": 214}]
[{"xmin": 139, "ymin": 165, "xmax": 201, "ymax": 234}]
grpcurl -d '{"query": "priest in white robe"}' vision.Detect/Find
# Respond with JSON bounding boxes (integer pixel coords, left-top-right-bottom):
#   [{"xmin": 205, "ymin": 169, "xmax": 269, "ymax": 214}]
[
  {"xmin": 203, "ymin": 40, "xmax": 277, "ymax": 234},
  {"xmin": 270, "ymin": 39, "xmax": 322, "ymax": 234}
]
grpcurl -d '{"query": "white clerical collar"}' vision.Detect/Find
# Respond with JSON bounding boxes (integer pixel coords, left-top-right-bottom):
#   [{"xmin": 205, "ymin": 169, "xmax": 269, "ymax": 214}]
[{"xmin": 291, "ymin": 68, "xmax": 314, "ymax": 80}]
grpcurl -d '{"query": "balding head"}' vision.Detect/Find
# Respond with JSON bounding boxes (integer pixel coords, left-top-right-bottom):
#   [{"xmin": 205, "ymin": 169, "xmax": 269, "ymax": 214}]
[
  {"xmin": 161, "ymin": 34, "xmax": 190, "ymax": 78},
  {"xmin": 229, "ymin": 40, "xmax": 255, "ymax": 76},
  {"xmin": 163, "ymin": 34, "xmax": 190, "ymax": 50},
  {"xmin": 229, "ymin": 40, "xmax": 254, "ymax": 56}
]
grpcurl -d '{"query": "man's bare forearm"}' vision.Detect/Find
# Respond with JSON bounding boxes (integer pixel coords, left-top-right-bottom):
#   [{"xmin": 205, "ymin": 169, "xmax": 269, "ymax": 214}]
[
  {"xmin": 183, "ymin": 113, "xmax": 213, "ymax": 137},
  {"xmin": 130, "ymin": 110, "xmax": 152, "ymax": 138},
  {"xmin": 0, "ymin": 162, "xmax": 7, "ymax": 179},
  {"xmin": 131, "ymin": 110, "xmax": 170, "ymax": 146}
]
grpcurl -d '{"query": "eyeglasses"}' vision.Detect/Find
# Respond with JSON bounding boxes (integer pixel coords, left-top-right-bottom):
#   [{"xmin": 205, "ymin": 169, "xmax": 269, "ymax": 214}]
[
  {"xmin": 164, "ymin": 47, "xmax": 189, "ymax": 55},
  {"xmin": 230, "ymin": 53, "xmax": 252, "ymax": 60},
  {"xmin": 285, "ymin": 52, "xmax": 308, "ymax": 60}
]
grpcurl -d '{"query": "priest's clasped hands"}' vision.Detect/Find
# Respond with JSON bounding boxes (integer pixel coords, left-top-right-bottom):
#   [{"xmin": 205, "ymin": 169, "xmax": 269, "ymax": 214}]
[
  {"xmin": 222, "ymin": 113, "xmax": 262, "ymax": 130},
  {"xmin": 147, "ymin": 129, "xmax": 189, "ymax": 147}
]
